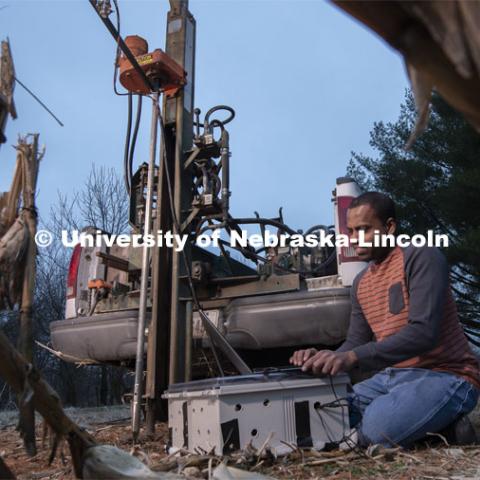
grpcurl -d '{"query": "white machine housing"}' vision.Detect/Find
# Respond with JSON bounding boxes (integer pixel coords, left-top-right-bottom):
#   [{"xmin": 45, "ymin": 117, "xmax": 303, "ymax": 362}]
[{"xmin": 163, "ymin": 371, "xmax": 350, "ymax": 456}]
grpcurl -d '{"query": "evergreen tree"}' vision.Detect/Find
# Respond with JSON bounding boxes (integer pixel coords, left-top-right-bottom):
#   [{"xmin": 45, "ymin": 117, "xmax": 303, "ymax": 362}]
[{"xmin": 348, "ymin": 91, "xmax": 480, "ymax": 344}]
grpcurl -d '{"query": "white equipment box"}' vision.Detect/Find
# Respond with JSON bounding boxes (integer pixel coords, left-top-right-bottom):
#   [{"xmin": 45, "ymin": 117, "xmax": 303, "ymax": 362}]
[{"xmin": 163, "ymin": 369, "xmax": 351, "ymax": 455}]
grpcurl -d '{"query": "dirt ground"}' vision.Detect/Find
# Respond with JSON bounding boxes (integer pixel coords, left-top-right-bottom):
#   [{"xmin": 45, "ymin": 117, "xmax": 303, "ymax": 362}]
[{"xmin": 1, "ymin": 407, "xmax": 480, "ymax": 479}]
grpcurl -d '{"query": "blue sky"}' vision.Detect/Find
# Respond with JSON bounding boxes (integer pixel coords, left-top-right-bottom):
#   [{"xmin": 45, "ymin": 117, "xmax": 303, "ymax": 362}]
[{"xmin": 1, "ymin": 0, "xmax": 408, "ymax": 232}]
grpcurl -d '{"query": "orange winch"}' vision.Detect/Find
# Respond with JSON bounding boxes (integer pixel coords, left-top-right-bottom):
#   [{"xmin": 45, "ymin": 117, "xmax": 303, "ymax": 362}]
[{"xmin": 118, "ymin": 35, "xmax": 186, "ymax": 95}]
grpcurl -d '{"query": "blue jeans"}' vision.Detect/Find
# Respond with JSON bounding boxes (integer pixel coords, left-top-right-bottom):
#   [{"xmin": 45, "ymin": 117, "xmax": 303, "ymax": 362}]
[{"xmin": 349, "ymin": 368, "xmax": 479, "ymax": 447}]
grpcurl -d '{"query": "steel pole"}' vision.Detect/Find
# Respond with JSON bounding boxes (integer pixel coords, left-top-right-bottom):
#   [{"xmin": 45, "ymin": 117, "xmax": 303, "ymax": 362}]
[
  {"xmin": 132, "ymin": 92, "xmax": 159, "ymax": 441},
  {"xmin": 167, "ymin": 0, "xmax": 196, "ymax": 386},
  {"xmin": 184, "ymin": 300, "xmax": 193, "ymax": 381}
]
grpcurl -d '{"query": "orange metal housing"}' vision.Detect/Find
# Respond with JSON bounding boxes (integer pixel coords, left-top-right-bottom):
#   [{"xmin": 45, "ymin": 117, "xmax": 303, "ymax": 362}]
[
  {"xmin": 87, "ymin": 279, "xmax": 112, "ymax": 290},
  {"xmin": 124, "ymin": 35, "xmax": 148, "ymax": 57},
  {"xmin": 119, "ymin": 48, "xmax": 186, "ymax": 95}
]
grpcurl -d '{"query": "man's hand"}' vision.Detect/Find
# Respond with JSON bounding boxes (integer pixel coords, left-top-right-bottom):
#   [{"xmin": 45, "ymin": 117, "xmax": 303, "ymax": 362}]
[
  {"xmin": 289, "ymin": 348, "xmax": 318, "ymax": 367},
  {"xmin": 301, "ymin": 350, "xmax": 358, "ymax": 375}
]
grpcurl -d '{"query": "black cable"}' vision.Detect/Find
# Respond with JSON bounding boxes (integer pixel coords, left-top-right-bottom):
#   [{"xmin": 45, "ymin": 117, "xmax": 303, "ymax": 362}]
[
  {"xmin": 113, "ymin": 47, "xmax": 125, "ymax": 96},
  {"xmin": 317, "ymin": 398, "xmax": 349, "ymax": 409},
  {"xmin": 193, "ymin": 105, "xmax": 235, "ymax": 128},
  {"xmin": 313, "ymin": 383, "xmax": 362, "ymax": 455},
  {"xmin": 111, "ymin": 0, "xmax": 129, "ymax": 96},
  {"xmin": 102, "ymin": 0, "xmax": 133, "ymax": 195},
  {"xmin": 309, "ymin": 376, "xmax": 347, "ymax": 447},
  {"xmin": 123, "ymin": 92, "xmax": 133, "ymax": 194},
  {"xmin": 90, "ymin": 0, "xmax": 154, "ymax": 93},
  {"xmin": 314, "ymin": 404, "xmax": 337, "ymax": 445},
  {"xmin": 110, "ymin": 1, "xmax": 141, "ymax": 194},
  {"xmin": 204, "ymin": 105, "xmax": 235, "ymax": 126},
  {"xmin": 128, "ymin": 94, "xmax": 143, "ymax": 187},
  {"xmin": 325, "ymin": 375, "xmax": 368, "ymax": 457},
  {"xmin": 328, "ymin": 375, "xmax": 347, "ymax": 440}
]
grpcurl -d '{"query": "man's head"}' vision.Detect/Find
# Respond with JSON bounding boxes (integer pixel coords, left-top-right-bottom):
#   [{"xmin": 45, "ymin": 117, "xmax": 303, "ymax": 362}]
[{"xmin": 346, "ymin": 191, "xmax": 397, "ymax": 262}]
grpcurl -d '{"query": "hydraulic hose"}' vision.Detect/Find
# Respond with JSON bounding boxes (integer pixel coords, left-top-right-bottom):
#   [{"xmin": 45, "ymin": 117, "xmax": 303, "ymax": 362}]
[
  {"xmin": 123, "ymin": 92, "xmax": 133, "ymax": 194},
  {"xmin": 128, "ymin": 94, "xmax": 143, "ymax": 189}
]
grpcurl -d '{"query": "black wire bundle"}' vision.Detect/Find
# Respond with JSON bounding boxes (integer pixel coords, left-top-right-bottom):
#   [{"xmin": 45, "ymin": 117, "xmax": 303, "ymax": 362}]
[
  {"xmin": 110, "ymin": 0, "xmax": 143, "ymax": 195},
  {"xmin": 123, "ymin": 94, "xmax": 142, "ymax": 194},
  {"xmin": 313, "ymin": 375, "xmax": 368, "ymax": 457}
]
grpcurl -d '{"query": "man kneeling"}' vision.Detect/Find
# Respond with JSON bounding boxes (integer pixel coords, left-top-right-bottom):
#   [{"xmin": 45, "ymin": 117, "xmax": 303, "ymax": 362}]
[{"xmin": 290, "ymin": 192, "xmax": 479, "ymax": 448}]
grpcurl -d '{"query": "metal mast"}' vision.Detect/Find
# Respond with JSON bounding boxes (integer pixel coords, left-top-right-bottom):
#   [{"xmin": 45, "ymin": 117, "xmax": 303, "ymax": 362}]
[{"xmin": 145, "ymin": 0, "xmax": 195, "ymax": 432}]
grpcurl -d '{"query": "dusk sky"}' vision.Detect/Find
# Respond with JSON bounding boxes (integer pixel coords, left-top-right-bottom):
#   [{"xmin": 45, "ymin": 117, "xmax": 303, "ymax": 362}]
[{"xmin": 1, "ymin": 0, "xmax": 409, "ymax": 233}]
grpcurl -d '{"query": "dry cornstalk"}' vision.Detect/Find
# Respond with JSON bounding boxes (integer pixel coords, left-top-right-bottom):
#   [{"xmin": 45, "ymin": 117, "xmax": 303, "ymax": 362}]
[
  {"xmin": 0, "ymin": 328, "xmax": 96, "ymax": 477},
  {"xmin": 35, "ymin": 341, "xmax": 98, "ymax": 366},
  {"xmin": 0, "ymin": 330, "xmax": 182, "ymax": 479},
  {"xmin": 16, "ymin": 135, "xmax": 42, "ymax": 456}
]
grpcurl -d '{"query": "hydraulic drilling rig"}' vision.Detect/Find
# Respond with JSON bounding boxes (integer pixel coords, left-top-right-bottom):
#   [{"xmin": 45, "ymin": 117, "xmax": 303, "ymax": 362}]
[{"xmin": 50, "ymin": 0, "xmax": 366, "ymax": 438}]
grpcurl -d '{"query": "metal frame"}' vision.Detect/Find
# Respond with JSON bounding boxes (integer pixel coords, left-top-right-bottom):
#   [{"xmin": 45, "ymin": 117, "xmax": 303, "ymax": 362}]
[{"xmin": 146, "ymin": 0, "xmax": 196, "ymax": 430}]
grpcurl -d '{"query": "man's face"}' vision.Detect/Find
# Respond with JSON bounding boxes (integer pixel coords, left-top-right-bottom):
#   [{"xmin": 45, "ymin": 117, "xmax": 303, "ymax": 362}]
[{"xmin": 346, "ymin": 204, "xmax": 396, "ymax": 262}]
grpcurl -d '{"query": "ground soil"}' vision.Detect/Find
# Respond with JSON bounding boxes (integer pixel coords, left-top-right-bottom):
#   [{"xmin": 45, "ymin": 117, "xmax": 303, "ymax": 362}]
[{"xmin": 1, "ymin": 406, "xmax": 480, "ymax": 479}]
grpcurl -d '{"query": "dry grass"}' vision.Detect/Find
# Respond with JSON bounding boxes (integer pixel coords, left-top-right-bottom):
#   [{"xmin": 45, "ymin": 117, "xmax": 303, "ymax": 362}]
[{"xmin": 1, "ymin": 408, "xmax": 480, "ymax": 479}]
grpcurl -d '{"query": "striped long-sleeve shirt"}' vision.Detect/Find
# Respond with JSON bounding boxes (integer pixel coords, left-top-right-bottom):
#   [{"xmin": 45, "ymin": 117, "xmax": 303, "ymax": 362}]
[{"xmin": 337, "ymin": 245, "xmax": 480, "ymax": 388}]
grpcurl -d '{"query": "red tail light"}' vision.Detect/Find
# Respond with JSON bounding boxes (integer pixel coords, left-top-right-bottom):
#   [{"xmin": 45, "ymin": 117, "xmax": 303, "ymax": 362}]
[{"xmin": 66, "ymin": 244, "xmax": 82, "ymax": 299}]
